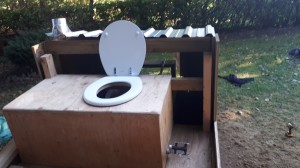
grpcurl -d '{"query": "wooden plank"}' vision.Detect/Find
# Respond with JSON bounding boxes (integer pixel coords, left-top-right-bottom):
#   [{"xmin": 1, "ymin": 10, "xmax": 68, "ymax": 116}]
[
  {"xmin": 31, "ymin": 43, "xmax": 45, "ymax": 78},
  {"xmin": 5, "ymin": 112, "xmax": 162, "ymax": 168},
  {"xmin": 40, "ymin": 54, "xmax": 57, "ymax": 79},
  {"xmin": 0, "ymin": 140, "xmax": 18, "ymax": 168},
  {"xmin": 146, "ymin": 38, "xmax": 212, "ymax": 52},
  {"xmin": 159, "ymin": 84, "xmax": 173, "ymax": 168},
  {"xmin": 10, "ymin": 165, "xmax": 55, "ymax": 168},
  {"xmin": 213, "ymin": 35, "xmax": 220, "ymax": 121},
  {"xmin": 171, "ymin": 77, "xmax": 203, "ymax": 91},
  {"xmin": 166, "ymin": 125, "xmax": 211, "ymax": 168},
  {"xmin": 42, "ymin": 38, "xmax": 213, "ymax": 55},
  {"xmin": 214, "ymin": 122, "xmax": 221, "ymax": 168},
  {"xmin": 203, "ymin": 52, "xmax": 212, "ymax": 132}
]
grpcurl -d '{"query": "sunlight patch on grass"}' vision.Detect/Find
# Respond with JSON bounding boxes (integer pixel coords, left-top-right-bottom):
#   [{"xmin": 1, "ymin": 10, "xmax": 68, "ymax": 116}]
[
  {"xmin": 237, "ymin": 62, "xmax": 254, "ymax": 68},
  {"xmin": 236, "ymin": 73, "xmax": 259, "ymax": 78}
]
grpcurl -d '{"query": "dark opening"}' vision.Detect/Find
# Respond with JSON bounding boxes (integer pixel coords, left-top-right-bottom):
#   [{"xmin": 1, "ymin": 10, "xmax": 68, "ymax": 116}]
[
  {"xmin": 59, "ymin": 54, "xmax": 105, "ymax": 74},
  {"xmin": 97, "ymin": 82, "xmax": 130, "ymax": 99},
  {"xmin": 173, "ymin": 52, "xmax": 204, "ymax": 126}
]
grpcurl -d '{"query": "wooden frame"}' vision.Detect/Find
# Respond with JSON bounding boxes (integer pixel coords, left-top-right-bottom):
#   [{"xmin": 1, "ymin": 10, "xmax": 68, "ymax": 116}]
[
  {"xmin": 32, "ymin": 36, "xmax": 219, "ymax": 132},
  {"xmin": 4, "ymin": 35, "xmax": 221, "ymax": 168}
]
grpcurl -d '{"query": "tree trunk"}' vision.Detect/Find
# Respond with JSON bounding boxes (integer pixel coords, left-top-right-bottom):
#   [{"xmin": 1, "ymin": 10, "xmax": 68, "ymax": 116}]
[
  {"xmin": 18, "ymin": 0, "xmax": 25, "ymax": 8},
  {"xmin": 40, "ymin": 0, "xmax": 46, "ymax": 9},
  {"xmin": 89, "ymin": 0, "xmax": 94, "ymax": 21}
]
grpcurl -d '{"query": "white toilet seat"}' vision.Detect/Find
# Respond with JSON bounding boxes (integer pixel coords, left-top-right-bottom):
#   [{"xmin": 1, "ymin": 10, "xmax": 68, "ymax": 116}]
[
  {"xmin": 83, "ymin": 76, "xmax": 143, "ymax": 106},
  {"xmin": 83, "ymin": 20, "xmax": 146, "ymax": 107}
]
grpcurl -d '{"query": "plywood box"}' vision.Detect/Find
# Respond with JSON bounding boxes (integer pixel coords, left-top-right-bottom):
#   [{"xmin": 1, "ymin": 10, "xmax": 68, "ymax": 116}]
[{"xmin": 3, "ymin": 75, "xmax": 173, "ymax": 168}]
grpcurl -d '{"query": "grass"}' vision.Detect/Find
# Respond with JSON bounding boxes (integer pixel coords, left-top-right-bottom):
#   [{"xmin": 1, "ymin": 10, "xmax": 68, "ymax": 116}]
[
  {"xmin": 140, "ymin": 52, "xmax": 173, "ymax": 75},
  {"xmin": 218, "ymin": 31, "xmax": 300, "ymax": 128}
]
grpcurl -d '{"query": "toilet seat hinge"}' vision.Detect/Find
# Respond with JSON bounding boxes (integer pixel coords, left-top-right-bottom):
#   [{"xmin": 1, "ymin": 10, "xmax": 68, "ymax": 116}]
[
  {"xmin": 114, "ymin": 67, "xmax": 117, "ymax": 75},
  {"xmin": 129, "ymin": 67, "xmax": 132, "ymax": 76}
]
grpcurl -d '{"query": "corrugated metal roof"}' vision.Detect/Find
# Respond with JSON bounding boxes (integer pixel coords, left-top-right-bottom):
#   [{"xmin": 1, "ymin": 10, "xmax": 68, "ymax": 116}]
[
  {"xmin": 143, "ymin": 25, "xmax": 215, "ymax": 38},
  {"xmin": 47, "ymin": 25, "xmax": 215, "ymax": 38}
]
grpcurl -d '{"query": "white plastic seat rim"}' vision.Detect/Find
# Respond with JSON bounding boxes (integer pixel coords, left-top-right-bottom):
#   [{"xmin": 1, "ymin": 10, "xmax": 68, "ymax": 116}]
[{"xmin": 83, "ymin": 76, "xmax": 143, "ymax": 106}]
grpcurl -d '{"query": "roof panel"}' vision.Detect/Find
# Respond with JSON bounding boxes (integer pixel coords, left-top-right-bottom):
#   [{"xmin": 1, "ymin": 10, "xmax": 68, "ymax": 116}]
[{"xmin": 46, "ymin": 25, "xmax": 215, "ymax": 38}]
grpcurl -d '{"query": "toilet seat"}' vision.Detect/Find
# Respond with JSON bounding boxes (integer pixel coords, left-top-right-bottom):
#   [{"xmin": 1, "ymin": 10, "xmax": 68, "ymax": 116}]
[
  {"xmin": 100, "ymin": 20, "xmax": 146, "ymax": 76},
  {"xmin": 83, "ymin": 20, "xmax": 146, "ymax": 106},
  {"xmin": 83, "ymin": 76, "xmax": 143, "ymax": 106}
]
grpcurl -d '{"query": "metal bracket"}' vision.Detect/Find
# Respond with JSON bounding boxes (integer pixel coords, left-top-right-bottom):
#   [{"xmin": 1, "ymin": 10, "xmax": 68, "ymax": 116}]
[{"xmin": 167, "ymin": 142, "xmax": 190, "ymax": 156}]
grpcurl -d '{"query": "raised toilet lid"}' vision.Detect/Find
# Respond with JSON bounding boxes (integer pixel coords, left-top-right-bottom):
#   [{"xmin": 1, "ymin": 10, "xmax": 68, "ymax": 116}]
[{"xmin": 100, "ymin": 20, "xmax": 146, "ymax": 76}]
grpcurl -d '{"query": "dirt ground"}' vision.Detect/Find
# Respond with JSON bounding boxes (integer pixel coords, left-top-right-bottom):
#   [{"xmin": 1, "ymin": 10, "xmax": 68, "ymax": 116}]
[{"xmin": 217, "ymin": 109, "xmax": 300, "ymax": 168}]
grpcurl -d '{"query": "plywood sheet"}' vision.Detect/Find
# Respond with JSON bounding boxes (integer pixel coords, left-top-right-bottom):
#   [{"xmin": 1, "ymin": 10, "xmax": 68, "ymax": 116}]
[
  {"xmin": 166, "ymin": 125, "xmax": 211, "ymax": 168},
  {"xmin": 3, "ymin": 75, "xmax": 171, "ymax": 114}
]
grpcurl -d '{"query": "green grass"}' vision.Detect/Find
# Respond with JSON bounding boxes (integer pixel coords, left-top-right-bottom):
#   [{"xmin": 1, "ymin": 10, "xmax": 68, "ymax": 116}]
[
  {"xmin": 140, "ymin": 52, "xmax": 173, "ymax": 75},
  {"xmin": 218, "ymin": 31, "xmax": 300, "ymax": 126}
]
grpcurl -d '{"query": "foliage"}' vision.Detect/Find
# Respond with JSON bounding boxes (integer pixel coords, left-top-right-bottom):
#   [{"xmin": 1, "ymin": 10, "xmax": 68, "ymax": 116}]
[
  {"xmin": 4, "ymin": 30, "xmax": 48, "ymax": 67},
  {"xmin": 2, "ymin": 0, "xmax": 300, "ymax": 34},
  {"xmin": 2, "ymin": 0, "xmax": 300, "ymax": 67}
]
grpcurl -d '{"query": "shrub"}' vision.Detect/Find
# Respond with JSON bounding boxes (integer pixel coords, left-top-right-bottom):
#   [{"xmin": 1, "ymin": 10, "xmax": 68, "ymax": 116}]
[{"xmin": 4, "ymin": 30, "xmax": 48, "ymax": 68}]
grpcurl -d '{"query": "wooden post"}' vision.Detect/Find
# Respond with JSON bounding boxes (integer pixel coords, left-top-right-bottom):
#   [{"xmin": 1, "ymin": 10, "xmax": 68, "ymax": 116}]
[
  {"xmin": 40, "ymin": 54, "xmax": 57, "ymax": 79},
  {"xmin": 214, "ymin": 122, "xmax": 221, "ymax": 168},
  {"xmin": 213, "ymin": 35, "xmax": 220, "ymax": 121},
  {"xmin": 0, "ymin": 140, "xmax": 17, "ymax": 168},
  {"xmin": 31, "ymin": 43, "xmax": 45, "ymax": 78},
  {"xmin": 203, "ymin": 52, "xmax": 212, "ymax": 132}
]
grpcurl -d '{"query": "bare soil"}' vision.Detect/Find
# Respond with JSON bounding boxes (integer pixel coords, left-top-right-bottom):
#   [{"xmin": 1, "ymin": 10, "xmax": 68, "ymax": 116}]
[{"xmin": 217, "ymin": 109, "xmax": 300, "ymax": 168}]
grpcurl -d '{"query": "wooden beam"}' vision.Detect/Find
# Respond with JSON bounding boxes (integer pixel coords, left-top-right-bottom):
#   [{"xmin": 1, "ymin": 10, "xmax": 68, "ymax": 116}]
[
  {"xmin": 213, "ymin": 34, "xmax": 220, "ymax": 121},
  {"xmin": 203, "ymin": 52, "xmax": 212, "ymax": 132},
  {"xmin": 42, "ymin": 37, "xmax": 213, "ymax": 55},
  {"xmin": 0, "ymin": 140, "xmax": 17, "ymax": 168},
  {"xmin": 146, "ymin": 38, "xmax": 212, "ymax": 52},
  {"xmin": 214, "ymin": 122, "xmax": 221, "ymax": 168},
  {"xmin": 171, "ymin": 78, "xmax": 203, "ymax": 91},
  {"xmin": 40, "ymin": 54, "xmax": 57, "ymax": 79},
  {"xmin": 31, "ymin": 43, "xmax": 45, "ymax": 78}
]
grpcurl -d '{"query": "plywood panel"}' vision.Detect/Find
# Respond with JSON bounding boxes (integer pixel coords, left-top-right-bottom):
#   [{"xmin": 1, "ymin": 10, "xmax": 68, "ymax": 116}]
[
  {"xmin": 3, "ymin": 75, "xmax": 171, "ymax": 114},
  {"xmin": 159, "ymin": 84, "xmax": 173, "ymax": 168},
  {"xmin": 3, "ymin": 75, "xmax": 172, "ymax": 168},
  {"xmin": 203, "ymin": 52, "xmax": 212, "ymax": 132},
  {"xmin": 166, "ymin": 125, "xmax": 211, "ymax": 168},
  {"xmin": 5, "ymin": 112, "xmax": 162, "ymax": 168}
]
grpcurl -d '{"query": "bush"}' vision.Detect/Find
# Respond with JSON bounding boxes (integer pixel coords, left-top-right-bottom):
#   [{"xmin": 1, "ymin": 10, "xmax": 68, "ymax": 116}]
[{"xmin": 4, "ymin": 30, "xmax": 48, "ymax": 68}]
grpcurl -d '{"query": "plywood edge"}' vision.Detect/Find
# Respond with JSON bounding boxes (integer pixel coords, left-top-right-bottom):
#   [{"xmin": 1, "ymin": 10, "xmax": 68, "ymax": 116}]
[
  {"xmin": 0, "ymin": 140, "xmax": 18, "ymax": 168},
  {"xmin": 213, "ymin": 34, "xmax": 220, "ymax": 121},
  {"xmin": 40, "ymin": 54, "xmax": 57, "ymax": 79},
  {"xmin": 203, "ymin": 52, "xmax": 212, "ymax": 132},
  {"xmin": 171, "ymin": 77, "xmax": 203, "ymax": 91},
  {"xmin": 159, "ymin": 84, "xmax": 173, "ymax": 168},
  {"xmin": 214, "ymin": 121, "xmax": 221, "ymax": 168}
]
